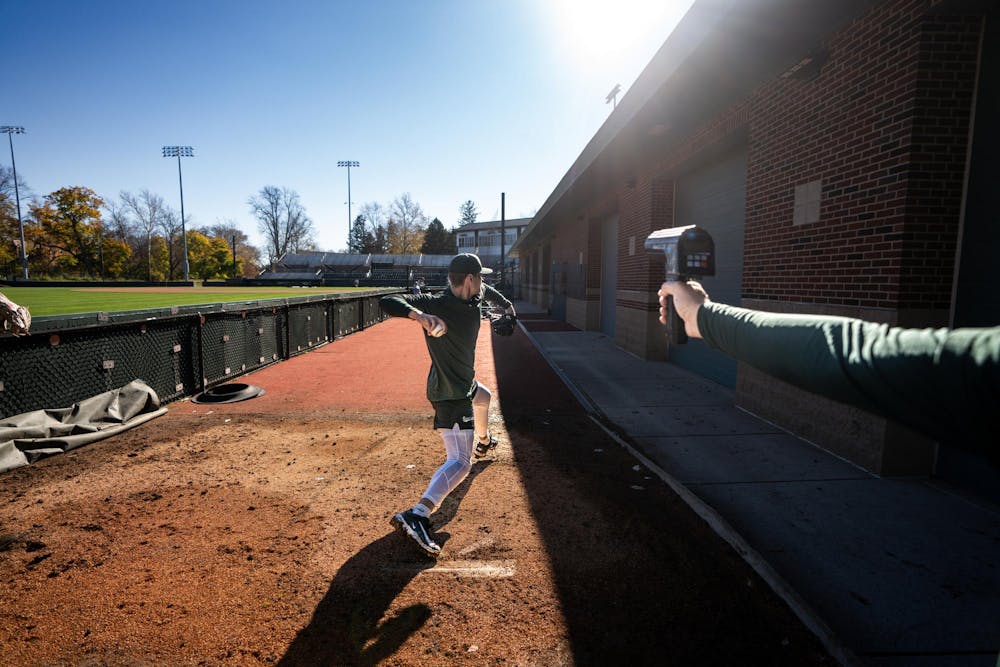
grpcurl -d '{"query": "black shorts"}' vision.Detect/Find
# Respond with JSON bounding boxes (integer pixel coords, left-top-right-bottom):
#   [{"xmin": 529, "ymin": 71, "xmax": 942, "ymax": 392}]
[{"xmin": 432, "ymin": 398, "xmax": 474, "ymax": 430}]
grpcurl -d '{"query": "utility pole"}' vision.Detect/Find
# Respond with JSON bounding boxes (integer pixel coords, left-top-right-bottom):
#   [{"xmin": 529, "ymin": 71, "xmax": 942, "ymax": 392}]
[{"xmin": 500, "ymin": 192, "xmax": 506, "ymax": 288}]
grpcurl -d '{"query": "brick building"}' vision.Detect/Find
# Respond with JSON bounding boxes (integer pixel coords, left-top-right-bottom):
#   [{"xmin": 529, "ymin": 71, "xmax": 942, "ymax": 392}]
[{"xmin": 511, "ymin": 0, "xmax": 997, "ymax": 491}]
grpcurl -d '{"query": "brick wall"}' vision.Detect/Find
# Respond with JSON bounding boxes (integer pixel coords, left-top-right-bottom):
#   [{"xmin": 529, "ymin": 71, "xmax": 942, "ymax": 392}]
[
  {"xmin": 617, "ymin": 175, "xmax": 679, "ymax": 309},
  {"xmin": 614, "ymin": 303, "xmax": 667, "ymax": 361},
  {"xmin": 900, "ymin": 13, "xmax": 981, "ymax": 309},
  {"xmin": 528, "ymin": 0, "xmax": 980, "ymax": 322},
  {"xmin": 743, "ymin": 0, "xmax": 980, "ymax": 310}
]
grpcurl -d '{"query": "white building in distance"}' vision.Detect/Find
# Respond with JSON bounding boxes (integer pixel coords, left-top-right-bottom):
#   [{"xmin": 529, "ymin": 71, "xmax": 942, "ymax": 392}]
[{"xmin": 455, "ymin": 217, "xmax": 530, "ymax": 288}]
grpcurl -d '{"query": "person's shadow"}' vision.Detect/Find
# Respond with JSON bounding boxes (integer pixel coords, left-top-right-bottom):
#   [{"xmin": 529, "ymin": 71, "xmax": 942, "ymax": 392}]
[{"xmin": 278, "ymin": 459, "xmax": 493, "ymax": 666}]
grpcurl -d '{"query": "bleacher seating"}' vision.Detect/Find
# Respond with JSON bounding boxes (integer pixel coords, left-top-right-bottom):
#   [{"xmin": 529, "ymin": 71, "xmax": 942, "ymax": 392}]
[{"xmin": 255, "ymin": 252, "xmax": 454, "ymax": 287}]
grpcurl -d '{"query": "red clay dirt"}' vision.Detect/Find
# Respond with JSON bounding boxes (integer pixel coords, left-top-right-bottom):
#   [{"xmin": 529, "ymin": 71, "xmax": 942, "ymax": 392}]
[{"xmin": 0, "ymin": 316, "xmax": 834, "ymax": 666}]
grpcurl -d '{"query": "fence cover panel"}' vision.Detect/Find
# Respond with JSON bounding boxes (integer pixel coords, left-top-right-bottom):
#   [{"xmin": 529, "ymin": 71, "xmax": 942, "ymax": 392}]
[{"xmin": 0, "ymin": 380, "xmax": 167, "ymax": 474}]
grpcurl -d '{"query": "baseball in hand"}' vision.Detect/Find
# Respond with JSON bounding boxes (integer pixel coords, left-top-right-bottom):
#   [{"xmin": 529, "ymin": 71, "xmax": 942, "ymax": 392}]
[{"xmin": 430, "ymin": 323, "xmax": 445, "ymax": 337}]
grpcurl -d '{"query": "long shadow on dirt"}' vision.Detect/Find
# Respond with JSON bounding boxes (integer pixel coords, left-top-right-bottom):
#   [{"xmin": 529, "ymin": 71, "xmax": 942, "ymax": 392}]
[
  {"xmin": 490, "ymin": 328, "xmax": 833, "ymax": 665},
  {"xmin": 278, "ymin": 460, "xmax": 492, "ymax": 666}
]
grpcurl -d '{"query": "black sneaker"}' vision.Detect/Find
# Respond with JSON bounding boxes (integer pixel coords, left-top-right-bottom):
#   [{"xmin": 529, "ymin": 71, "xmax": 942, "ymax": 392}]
[
  {"xmin": 390, "ymin": 510, "xmax": 441, "ymax": 557},
  {"xmin": 474, "ymin": 434, "xmax": 498, "ymax": 458}
]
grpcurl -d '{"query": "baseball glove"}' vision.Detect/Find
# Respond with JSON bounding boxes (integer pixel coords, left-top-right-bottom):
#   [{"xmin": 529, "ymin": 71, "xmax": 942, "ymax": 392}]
[
  {"xmin": 1, "ymin": 301, "xmax": 31, "ymax": 337},
  {"xmin": 490, "ymin": 312, "xmax": 517, "ymax": 337}
]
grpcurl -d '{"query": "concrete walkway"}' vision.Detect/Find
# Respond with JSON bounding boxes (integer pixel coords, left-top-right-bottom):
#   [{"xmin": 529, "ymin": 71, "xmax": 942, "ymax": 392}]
[{"xmin": 512, "ymin": 301, "xmax": 1000, "ymax": 667}]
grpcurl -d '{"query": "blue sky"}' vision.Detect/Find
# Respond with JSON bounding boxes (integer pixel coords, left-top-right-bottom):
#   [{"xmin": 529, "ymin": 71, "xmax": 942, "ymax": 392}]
[{"xmin": 5, "ymin": 0, "xmax": 695, "ymax": 252}]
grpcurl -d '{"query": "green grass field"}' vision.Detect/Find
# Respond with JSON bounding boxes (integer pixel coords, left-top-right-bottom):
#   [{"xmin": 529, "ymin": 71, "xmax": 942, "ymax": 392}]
[{"xmin": 2, "ymin": 286, "xmax": 374, "ymax": 317}]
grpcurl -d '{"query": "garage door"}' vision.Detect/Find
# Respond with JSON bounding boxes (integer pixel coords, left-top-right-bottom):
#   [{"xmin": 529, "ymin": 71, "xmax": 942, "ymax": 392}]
[
  {"xmin": 670, "ymin": 150, "xmax": 747, "ymax": 387},
  {"xmin": 600, "ymin": 215, "xmax": 618, "ymax": 337}
]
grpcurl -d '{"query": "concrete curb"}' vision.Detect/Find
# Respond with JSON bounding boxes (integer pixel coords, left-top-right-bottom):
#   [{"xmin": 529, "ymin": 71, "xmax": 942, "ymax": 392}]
[{"xmin": 515, "ymin": 320, "xmax": 860, "ymax": 667}]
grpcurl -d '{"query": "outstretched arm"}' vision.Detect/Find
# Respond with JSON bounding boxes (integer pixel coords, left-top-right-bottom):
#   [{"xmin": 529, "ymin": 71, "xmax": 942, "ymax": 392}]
[
  {"xmin": 657, "ymin": 281, "xmax": 1000, "ymax": 445},
  {"xmin": 380, "ymin": 294, "xmax": 448, "ymax": 337},
  {"xmin": 483, "ymin": 284, "xmax": 514, "ymax": 314}
]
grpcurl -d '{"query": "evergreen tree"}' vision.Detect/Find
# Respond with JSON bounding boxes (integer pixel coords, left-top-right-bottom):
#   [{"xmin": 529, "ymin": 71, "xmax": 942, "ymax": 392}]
[
  {"xmin": 348, "ymin": 214, "xmax": 375, "ymax": 253},
  {"xmin": 459, "ymin": 200, "xmax": 478, "ymax": 226},
  {"xmin": 420, "ymin": 218, "xmax": 455, "ymax": 254}
]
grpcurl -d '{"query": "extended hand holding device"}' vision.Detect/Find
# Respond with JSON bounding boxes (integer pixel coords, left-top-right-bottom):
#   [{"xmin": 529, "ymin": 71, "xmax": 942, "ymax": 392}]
[{"xmin": 645, "ymin": 225, "xmax": 715, "ymax": 345}]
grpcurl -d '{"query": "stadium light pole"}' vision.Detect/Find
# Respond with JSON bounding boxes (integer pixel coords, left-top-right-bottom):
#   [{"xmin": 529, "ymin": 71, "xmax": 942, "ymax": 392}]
[
  {"xmin": 1, "ymin": 126, "xmax": 28, "ymax": 280},
  {"xmin": 500, "ymin": 192, "xmax": 506, "ymax": 288},
  {"xmin": 337, "ymin": 160, "xmax": 359, "ymax": 248},
  {"xmin": 162, "ymin": 145, "xmax": 194, "ymax": 281}
]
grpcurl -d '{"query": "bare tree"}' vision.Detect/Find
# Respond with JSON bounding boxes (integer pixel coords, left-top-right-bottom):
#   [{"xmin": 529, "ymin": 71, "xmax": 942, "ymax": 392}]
[
  {"xmin": 388, "ymin": 192, "xmax": 426, "ymax": 254},
  {"xmin": 159, "ymin": 208, "xmax": 182, "ymax": 279},
  {"xmin": 356, "ymin": 201, "xmax": 388, "ymax": 252},
  {"xmin": 120, "ymin": 189, "xmax": 169, "ymax": 281},
  {"xmin": 0, "ymin": 168, "xmax": 21, "ymax": 272},
  {"xmin": 0, "ymin": 166, "xmax": 31, "ymax": 210},
  {"xmin": 290, "ymin": 225, "xmax": 316, "ymax": 254},
  {"xmin": 102, "ymin": 200, "xmax": 131, "ymax": 242},
  {"xmin": 248, "ymin": 186, "xmax": 314, "ymax": 269},
  {"xmin": 359, "ymin": 201, "xmax": 387, "ymax": 230},
  {"xmin": 200, "ymin": 219, "xmax": 251, "ymax": 249},
  {"xmin": 1, "ymin": 168, "xmax": 32, "ymax": 269}
]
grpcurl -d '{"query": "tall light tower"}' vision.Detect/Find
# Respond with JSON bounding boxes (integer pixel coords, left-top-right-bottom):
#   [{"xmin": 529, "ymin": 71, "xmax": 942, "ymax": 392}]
[
  {"xmin": 337, "ymin": 160, "xmax": 359, "ymax": 248},
  {"xmin": 1, "ymin": 126, "xmax": 28, "ymax": 280},
  {"xmin": 162, "ymin": 145, "xmax": 194, "ymax": 281}
]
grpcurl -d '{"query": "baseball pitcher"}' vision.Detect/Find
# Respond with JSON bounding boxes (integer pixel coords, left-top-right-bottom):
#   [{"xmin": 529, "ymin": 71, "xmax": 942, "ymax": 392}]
[{"xmin": 379, "ymin": 253, "xmax": 517, "ymax": 556}]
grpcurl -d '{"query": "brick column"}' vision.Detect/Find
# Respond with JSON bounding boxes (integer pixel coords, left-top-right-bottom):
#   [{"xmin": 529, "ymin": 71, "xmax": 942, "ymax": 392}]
[{"xmin": 615, "ymin": 176, "xmax": 674, "ymax": 360}]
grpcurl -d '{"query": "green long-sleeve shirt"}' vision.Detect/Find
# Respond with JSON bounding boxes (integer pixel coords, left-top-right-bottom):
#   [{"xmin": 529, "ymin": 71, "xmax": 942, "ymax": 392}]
[
  {"xmin": 380, "ymin": 285, "xmax": 512, "ymax": 402},
  {"xmin": 697, "ymin": 303, "xmax": 1000, "ymax": 446}
]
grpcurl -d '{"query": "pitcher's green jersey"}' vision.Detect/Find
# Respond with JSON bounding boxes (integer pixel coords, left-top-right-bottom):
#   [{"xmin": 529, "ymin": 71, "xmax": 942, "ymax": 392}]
[{"xmin": 381, "ymin": 285, "xmax": 511, "ymax": 402}]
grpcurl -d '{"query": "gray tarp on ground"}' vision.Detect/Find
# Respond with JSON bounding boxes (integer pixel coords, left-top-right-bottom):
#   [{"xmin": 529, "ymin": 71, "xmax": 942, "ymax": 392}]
[{"xmin": 0, "ymin": 380, "xmax": 167, "ymax": 474}]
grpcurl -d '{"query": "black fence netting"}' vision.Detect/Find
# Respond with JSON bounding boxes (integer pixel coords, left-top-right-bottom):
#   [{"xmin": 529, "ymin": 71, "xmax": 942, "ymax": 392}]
[
  {"xmin": 0, "ymin": 290, "xmax": 397, "ymax": 419},
  {"xmin": 334, "ymin": 300, "xmax": 361, "ymax": 338}
]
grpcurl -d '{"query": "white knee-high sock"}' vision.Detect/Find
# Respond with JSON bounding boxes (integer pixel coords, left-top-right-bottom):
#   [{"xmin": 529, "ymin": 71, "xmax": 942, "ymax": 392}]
[
  {"xmin": 473, "ymin": 382, "xmax": 491, "ymax": 442},
  {"xmin": 417, "ymin": 426, "xmax": 474, "ymax": 512}
]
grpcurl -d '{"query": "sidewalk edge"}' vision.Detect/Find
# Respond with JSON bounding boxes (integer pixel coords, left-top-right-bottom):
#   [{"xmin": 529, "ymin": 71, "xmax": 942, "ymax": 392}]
[{"xmin": 516, "ymin": 322, "xmax": 860, "ymax": 667}]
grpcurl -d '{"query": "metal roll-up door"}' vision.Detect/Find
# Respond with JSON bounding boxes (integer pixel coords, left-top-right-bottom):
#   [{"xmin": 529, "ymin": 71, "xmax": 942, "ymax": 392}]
[
  {"xmin": 670, "ymin": 150, "xmax": 747, "ymax": 387},
  {"xmin": 600, "ymin": 215, "xmax": 619, "ymax": 337}
]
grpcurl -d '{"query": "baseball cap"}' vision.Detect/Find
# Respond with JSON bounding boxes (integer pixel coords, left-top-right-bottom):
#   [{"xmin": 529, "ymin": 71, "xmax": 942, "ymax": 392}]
[{"xmin": 448, "ymin": 253, "xmax": 493, "ymax": 275}]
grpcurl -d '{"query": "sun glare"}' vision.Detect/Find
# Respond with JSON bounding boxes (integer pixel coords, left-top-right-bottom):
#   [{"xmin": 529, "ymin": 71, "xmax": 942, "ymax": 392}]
[{"xmin": 546, "ymin": 0, "xmax": 696, "ymax": 76}]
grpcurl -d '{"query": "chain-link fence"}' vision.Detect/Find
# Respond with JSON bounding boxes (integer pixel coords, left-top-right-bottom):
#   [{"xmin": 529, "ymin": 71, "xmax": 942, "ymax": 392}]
[{"xmin": 0, "ymin": 290, "xmax": 399, "ymax": 419}]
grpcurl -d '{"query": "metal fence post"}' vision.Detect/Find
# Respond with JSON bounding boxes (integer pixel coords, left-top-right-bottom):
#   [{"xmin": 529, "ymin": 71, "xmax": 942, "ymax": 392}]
[
  {"xmin": 327, "ymin": 300, "xmax": 334, "ymax": 341},
  {"xmin": 284, "ymin": 303, "xmax": 291, "ymax": 360},
  {"xmin": 196, "ymin": 313, "xmax": 206, "ymax": 392}
]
